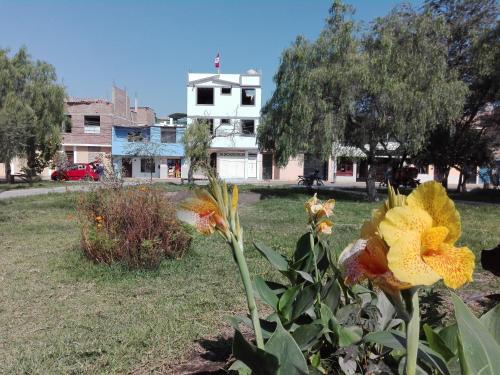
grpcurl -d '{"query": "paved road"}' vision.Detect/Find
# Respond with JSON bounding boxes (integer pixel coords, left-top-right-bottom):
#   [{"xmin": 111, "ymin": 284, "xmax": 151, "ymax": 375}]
[{"xmin": 0, "ymin": 184, "xmax": 95, "ymax": 200}]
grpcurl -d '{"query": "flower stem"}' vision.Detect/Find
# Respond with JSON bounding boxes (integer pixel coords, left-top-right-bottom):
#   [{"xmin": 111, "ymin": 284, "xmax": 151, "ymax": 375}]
[
  {"xmin": 405, "ymin": 289, "xmax": 420, "ymax": 375},
  {"xmin": 309, "ymin": 231, "xmax": 322, "ymax": 307},
  {"xmin": 231, "ymin": 233, "xmax": 265, "ymax": 349}
]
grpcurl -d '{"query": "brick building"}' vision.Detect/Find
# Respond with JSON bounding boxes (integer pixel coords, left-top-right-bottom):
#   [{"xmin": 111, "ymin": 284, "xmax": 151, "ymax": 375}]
[{"xmin": 62, "ymin": 86, "xmax": 155, "ymax": 164}]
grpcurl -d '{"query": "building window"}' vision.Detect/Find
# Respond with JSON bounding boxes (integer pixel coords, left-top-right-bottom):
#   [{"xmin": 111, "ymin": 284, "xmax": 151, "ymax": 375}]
[
  {"xmin": 141, "ymin": 158, "xmax": 155, "ymax": 173},
  {"xmin": 161, "ymin": 128, "xmax": 177, "ymax": 143},
  {"xmin": 241, "ymin": 119, "xmax": 255, "ymax": 135},
  {"xmin": 62, "ymin": 115, "xmax": 72, "ymax": 133},
  {"xmin": 336, "ymin": 158, "xmax": 354, "ymax": 176},
  {"xmin": 221, "ymin": 87, "xmax": 231, "ymax": 95},
  {"xmin": 221, "ymin": 119, "xmax": 230, "ymax": 125},
  {"xmin": 197, "ymin": 87, "xmax": 214, "ymax": 105},
  {"xmin": 241, "ymin": 88, "xmax": 255, "ymax": 106},
  {"xmin": 84, "ymin": 115, "xmax": 100, "ymax": 134}
]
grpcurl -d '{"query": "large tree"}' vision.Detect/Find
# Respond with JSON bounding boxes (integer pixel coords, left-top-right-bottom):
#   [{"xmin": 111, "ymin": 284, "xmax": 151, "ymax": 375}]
[
  {"xmin": 0, "ymin": 47, "xmax": 65, "ymax": 182},
  {"xmin": 417, "ymin": 0, "xmax": 499, "ymax": 191},
  {"xmin": 258, "ymin": 1, "xmax": 466, "ymax": 200}
]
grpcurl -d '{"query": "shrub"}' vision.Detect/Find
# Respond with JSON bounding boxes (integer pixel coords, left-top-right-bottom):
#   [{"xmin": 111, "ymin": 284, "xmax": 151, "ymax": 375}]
[{"xmin": 76, "ymin": 185, "xmax": 191, "ymax": 269}]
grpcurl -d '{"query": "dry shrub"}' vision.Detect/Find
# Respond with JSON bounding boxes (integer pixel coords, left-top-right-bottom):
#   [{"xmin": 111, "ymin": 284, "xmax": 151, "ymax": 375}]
[{"xmin": 76, "ymin": 185, "xmax": 191, "ymax": 269}]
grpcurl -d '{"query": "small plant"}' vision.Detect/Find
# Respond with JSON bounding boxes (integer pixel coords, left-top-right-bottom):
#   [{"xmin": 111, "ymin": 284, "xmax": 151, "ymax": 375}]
[{"xmin": 77, "ymin": 185, "xmax": 191, "ymax": 269}]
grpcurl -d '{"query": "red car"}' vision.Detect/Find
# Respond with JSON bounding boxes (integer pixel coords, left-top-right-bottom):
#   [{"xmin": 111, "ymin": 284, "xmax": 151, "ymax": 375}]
[{"xmin": 51, "ymin": 163, "xmax": 99, "ymax": 181}]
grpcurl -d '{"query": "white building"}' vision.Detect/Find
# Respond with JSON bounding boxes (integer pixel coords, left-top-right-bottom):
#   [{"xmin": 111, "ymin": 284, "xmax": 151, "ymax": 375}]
[{"xmin": 185, "ymin": 70, "xmax": 262, "ymax": 180}]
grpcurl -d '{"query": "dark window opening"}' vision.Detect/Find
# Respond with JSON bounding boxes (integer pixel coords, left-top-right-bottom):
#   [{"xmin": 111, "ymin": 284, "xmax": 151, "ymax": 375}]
[
  {"xmin": 241, "ymin": 88, "xmax": 255, "ymax": 105},
  {"xmin": 141, "ymin": 158, "xmax": 155, "ymax": 173},
  {"xmin": 221, "ymin": 87, "xmax": 231, "ymax": 95},
  {"xmin": 84, "ymin": 115, "xmax": 100, "ymax": 134},
  {"xmin": 197, "ymin": 87, "xmax": 214, "ymax": 105},
  {"xmin": 221, "ymin": 119, "xmax": 230, "ymax": 125},
  {"xmin": 241, "ymin": 119, "xmax": 255, "ymax": 135},
  {"xmin": 161, "ymin": 128, "xmax": 177, "ymax": 143},
  {"xmin": 336, "ymin": 158, "xmax": 354, "ymax": 176}
]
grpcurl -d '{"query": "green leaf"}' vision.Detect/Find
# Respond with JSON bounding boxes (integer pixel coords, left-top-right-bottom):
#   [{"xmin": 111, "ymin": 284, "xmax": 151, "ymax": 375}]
[
  {"xmin": 228, "ymin": 360, "xmax": 252, "ymax": 375},
  {"xmin": 278, "ymin": 286, "xmax": 299, "ymax": 315},
  {"xmin": 364, "ymin": 330, "xmax": 450, "ymax": 375},
  {"xmin": 295, "ymin": 270, "xmax": 314, "ymax": 283},
  {"xmin": 265, "ymin": 321, "xmax": 309, "ymax": 375},
  {"xmin": 423, "ymin": 324, "xmax": 455, "ymax": 362},
  {"xmin": 254, "ymin": 276, "xmax": 279, "ymax": 310},
  {"xmin": 437, "ymin": 324, "xmax": 459, "ymax": 356},
  {"xmin": 451, "ymin": 292, "xmax": 500, "ymax": 375},
  {"xmin": 480, "ymin": 304, "xmax": 500, "ymax": 345},
  {"xmin": 294, "ymin": 233, "xmax": 311, "ymax": 263},
  {"xmin": 291, "ymin": 285, "xmax": 316, "ymax": 321},
  {"xmin": 292, "ymin": 323, "xmax": 323, "ymax": 351},
  {"xmin": 254, "ymin": 242, "xmax": 289, "ymax": 272},
  {"xmin": 232, "ymin": 330, "xmax": 279, "ymax": 375},
  {"xmin": 321, "ymin": 277, "xmax": 341, "ymax": 313}
]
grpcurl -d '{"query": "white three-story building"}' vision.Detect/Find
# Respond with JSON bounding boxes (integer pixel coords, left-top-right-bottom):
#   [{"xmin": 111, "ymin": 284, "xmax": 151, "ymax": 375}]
[{"xmin": 186, "ymin": 70, "xmax": 262, "ymax": 180}]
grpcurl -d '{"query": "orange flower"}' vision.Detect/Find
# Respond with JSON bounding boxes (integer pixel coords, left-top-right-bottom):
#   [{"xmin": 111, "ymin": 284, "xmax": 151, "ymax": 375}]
[
  {"xmin": 339, "ymin": 238, "xmax": 411, "ymax": 295},
  {"xmin": 316, "ymin": 219, "xmax": 334, "ymax": 234},
  {"xmin": 178, "ymin": 189, "xmax": 228, "ymax": 235},
  {"xmin": 95, "ymin": 216, "xmax": 103, "ymax": 222}
]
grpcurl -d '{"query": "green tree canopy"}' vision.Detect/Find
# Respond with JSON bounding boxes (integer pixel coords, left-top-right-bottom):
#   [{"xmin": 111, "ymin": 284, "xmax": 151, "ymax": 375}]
[
  {"xmin": 0, "ymin": 46, "xmax": 66, "ymax": 182},
  {"xmin": 182, "ymin": 119, "xmax": 212, "ymax": 183},
  {"xmin": 417, "ymin": 0, "xmax": 500, "ymax": 191},
  {"xmin": 258, "ymin": 1, "xmax": 467, "ymax": 200}
]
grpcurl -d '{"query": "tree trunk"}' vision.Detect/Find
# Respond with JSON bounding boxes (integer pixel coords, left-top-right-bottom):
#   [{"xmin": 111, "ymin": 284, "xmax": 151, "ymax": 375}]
[
  {"xmin": 456, "ymin": 170, "xmax": 463, "ymax": 193},
  {"xmin": 365, "ymin": 148, "xmax": 378, "ymax": 201},
  {"xmin": 188, "ymin": 162, "xmax": 194, "ymax": 184},
  {"xmin": 5, "ymin": 159, "xmax": 12, "ymax": 184}
]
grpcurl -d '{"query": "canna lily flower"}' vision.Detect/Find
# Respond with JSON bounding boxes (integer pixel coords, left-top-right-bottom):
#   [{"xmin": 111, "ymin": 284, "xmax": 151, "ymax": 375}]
[
  {"xmin": 339, "ymin": 237, "xmax": 411, "ymax": 294},
  {"xmin": 178, "ymin": 189, "xmax": 229, "ymax": 236},
  {"xmin": 305, "ymin": 193, "xmax": 324, "ymax": 218},
  {"xmin": 379, "ymin": 181, "xmax": 474, "ymax": 289},
  {"xmin": 316, "ymin": 219, "xmax": 334, "ymax": 234}
]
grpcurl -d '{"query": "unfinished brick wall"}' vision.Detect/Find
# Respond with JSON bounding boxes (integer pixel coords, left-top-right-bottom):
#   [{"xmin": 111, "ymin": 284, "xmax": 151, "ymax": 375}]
[{"xmin": 135, "ymin": 107, "xmax": 156, "ymax": 125}]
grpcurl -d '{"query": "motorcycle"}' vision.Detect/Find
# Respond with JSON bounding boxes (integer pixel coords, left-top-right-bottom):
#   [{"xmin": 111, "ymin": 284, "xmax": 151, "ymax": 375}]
[{"xmin": 298, "ymin": 170, "xmax": 324, "ymax": 187}]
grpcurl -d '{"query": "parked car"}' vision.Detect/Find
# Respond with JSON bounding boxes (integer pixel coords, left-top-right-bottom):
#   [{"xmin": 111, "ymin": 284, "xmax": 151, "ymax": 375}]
[{"xmin": 51, "ymin": 163, "xmax": 99, "ymax": 181}]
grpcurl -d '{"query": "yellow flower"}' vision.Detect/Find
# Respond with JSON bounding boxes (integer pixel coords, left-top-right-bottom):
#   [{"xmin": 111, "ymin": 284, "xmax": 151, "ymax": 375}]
[
  {"xmin": 379, "ymin": 181, "xmax": 474, "ymax": 289},
  {"xmin": 97, "ymin": 223, "xmax": 103, "ymax": 229},
  {"xmin": 305, "ymin": 194, "xmax": 335, "ymax": 221},
  {"xmin": 305, "ymin": 193, "xmax": 324, "ymax": 217},
  {"xmin": 178, "ymin": 189, "xmax": 228, "ymax": 235},
  {"xmin": 316, "ymin": 219, "xmax": 334, "ymax": 234}
]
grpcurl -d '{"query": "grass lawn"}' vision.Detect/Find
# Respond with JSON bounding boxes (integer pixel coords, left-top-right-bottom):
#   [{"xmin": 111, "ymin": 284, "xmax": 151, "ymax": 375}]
[{"xmin": 0, "ymin": 188, "xmax": 499, "ymax": 374}]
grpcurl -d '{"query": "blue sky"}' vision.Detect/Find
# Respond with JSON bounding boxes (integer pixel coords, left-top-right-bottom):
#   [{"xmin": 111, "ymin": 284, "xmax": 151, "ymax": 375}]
[{"xmin": 0, "ymin": 0, "xmax": 422, "ymax": 117}]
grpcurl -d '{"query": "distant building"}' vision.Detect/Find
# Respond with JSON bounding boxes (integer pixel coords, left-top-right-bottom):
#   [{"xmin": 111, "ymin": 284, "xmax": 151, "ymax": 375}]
[
  {"xmin": 186, "ymin": 71, "xmax": 262, "ymax": 180},
  {"xmin": 112, "ymin": 121, "xmax": 185, "ymax": 179},
  {"xmin": 62, "ymin": 86, "xmax": 155, "ymax": 164}
]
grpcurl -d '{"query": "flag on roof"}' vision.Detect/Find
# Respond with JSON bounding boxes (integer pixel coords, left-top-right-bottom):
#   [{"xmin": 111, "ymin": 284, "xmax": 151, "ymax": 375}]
[{"xmin": 214, "ymin": 53, "xmax": 220, "ymax": 69}]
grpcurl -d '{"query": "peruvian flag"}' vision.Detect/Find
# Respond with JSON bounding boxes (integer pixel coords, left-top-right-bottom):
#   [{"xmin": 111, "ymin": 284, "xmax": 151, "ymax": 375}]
[{"xmin": 214, "ymin": 53, "xmax": 220, "ymax": 69}]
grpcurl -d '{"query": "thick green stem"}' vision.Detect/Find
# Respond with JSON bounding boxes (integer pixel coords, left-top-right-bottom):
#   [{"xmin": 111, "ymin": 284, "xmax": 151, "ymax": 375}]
[
  {"xmin": 309, "ymin": 231, "xmax": 322, "ymax": 307},
  {"xmin": 405, "ymin": 289, "xmax": 420, "ymax": 375},
  {"xmin": 231, "ymin": 234, "xmax": 265, "ymax": 349}
]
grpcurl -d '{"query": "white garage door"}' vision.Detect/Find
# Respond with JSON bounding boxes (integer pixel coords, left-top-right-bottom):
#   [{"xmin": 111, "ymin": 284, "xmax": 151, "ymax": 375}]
[{"xmin": 219, "ymin": 153, "xmax": 246, "ymax": 179}]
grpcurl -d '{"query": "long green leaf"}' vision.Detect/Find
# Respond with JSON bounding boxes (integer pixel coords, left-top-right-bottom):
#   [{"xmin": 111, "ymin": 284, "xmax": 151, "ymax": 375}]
[
  {"xmin": 480, "ymin": 304, "xmax": 500, "ymax": 345},
  {"xmin": 423, "ymin": 324, "xmax": 455, "ymax": 362},
  {"xmin": 364, "ymin": 330, "xmax": 450, "ymax": 375},
  {"xmin": 232, "ymin": 330, "xmax": 279, "ymax": 375},
  {"xmin": 254, "ymin": 276, "xmax": 279, "ymax": 310},
  {"xmin": 265, "ymin": 321, "xmax": 309, "ymax": 375},
  {"xmin": 451, "ymin": 292, "xmax": 500, "ymax": 375},
  {"xmin": 254, "ymin": 242, "xmax": 289, "ymax": 272}
]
